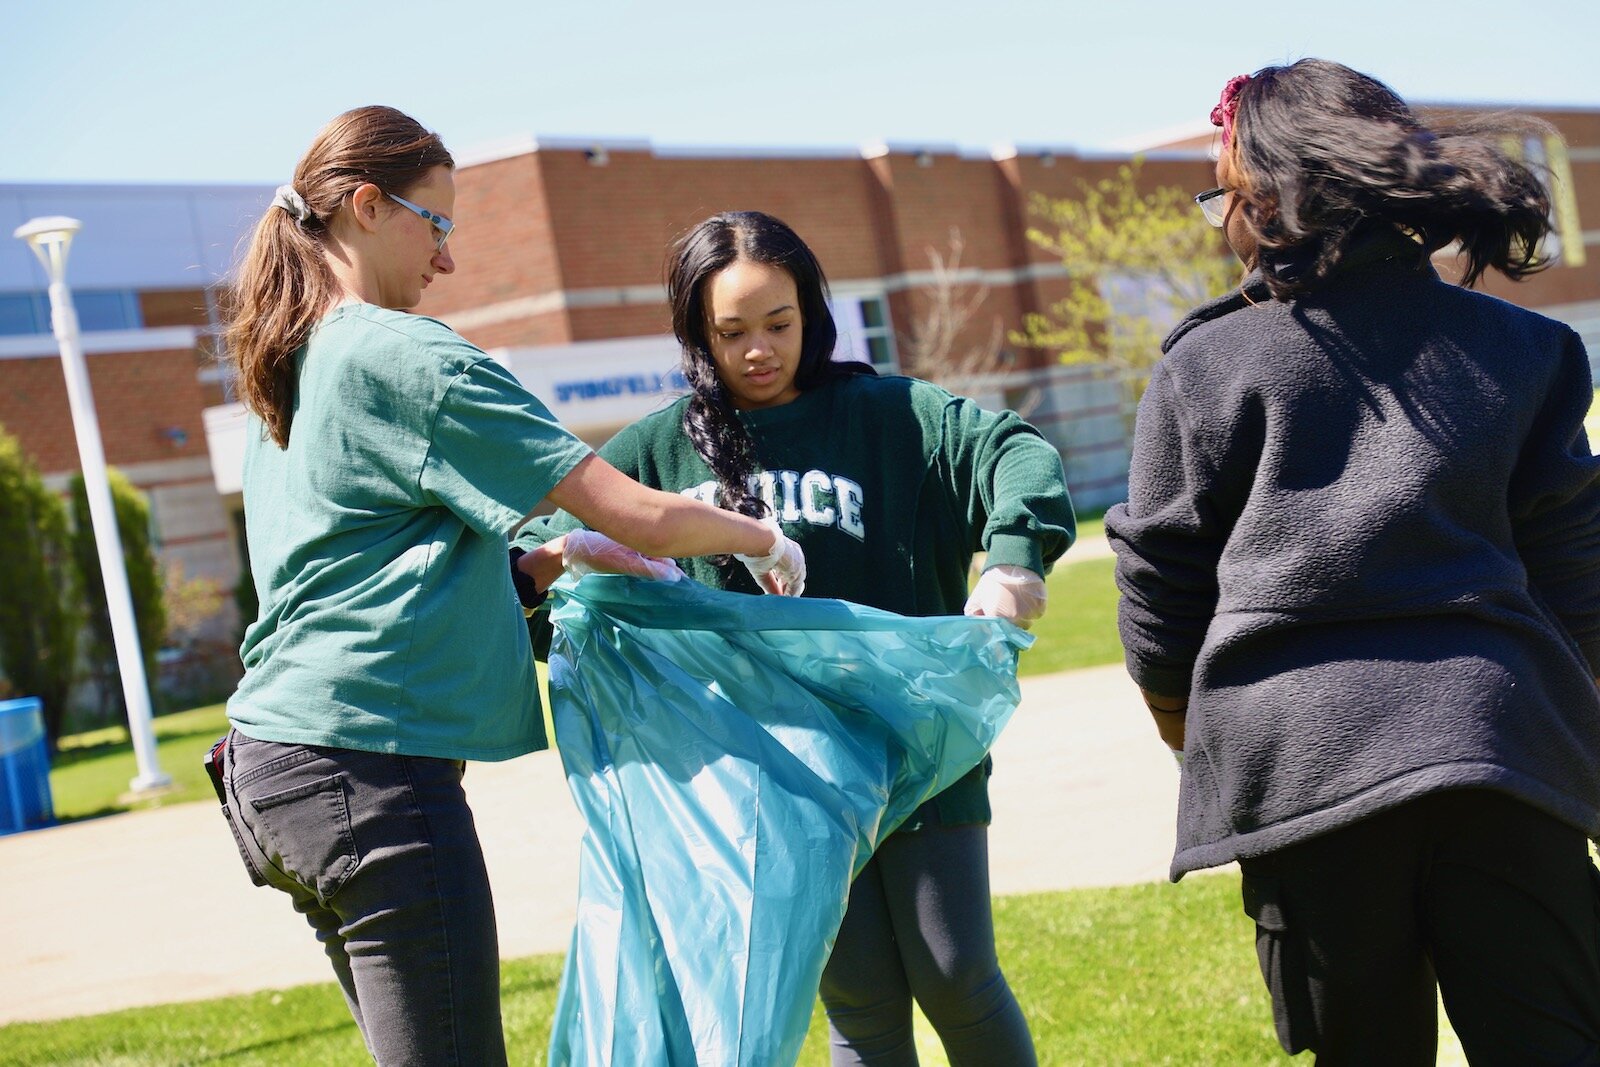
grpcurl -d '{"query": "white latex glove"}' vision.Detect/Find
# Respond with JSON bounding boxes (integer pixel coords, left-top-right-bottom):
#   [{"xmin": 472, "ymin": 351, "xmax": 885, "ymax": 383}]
[
  {"xmin": 561, "ymin": 530, "xmax": 684, "ymax": 582},
  {"xmin": 734, "ymin": 516, "xmax": 806, "ymax": 597},
  {"xmin": 964, "ymin": 564, "xmax": 1047, "ymax": 629}
]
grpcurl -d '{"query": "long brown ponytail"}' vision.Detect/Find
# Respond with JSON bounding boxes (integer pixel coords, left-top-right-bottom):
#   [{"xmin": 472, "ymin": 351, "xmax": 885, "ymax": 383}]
[{"xmin": 221, "ymin": 106, "xmax": 452, "ymax": 447}]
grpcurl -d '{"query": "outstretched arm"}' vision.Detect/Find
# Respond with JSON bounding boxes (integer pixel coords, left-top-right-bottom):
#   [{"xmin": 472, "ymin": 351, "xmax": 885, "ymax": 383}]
[
  {"xmin": 538, "ymin": 455, "xmax": 803, "ymax": 595},
  {"xmin": 942, "ymin": 395, "xmax": 1076, "ymax": 579}
]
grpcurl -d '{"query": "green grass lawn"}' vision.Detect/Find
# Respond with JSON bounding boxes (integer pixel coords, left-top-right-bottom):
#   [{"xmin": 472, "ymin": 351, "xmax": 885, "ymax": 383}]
[
  {"xmin": 1021, "ymin": 555, "xmax": 1122, "ymax": 677},
  {"xmin": 0, "ymin": 872, "xmax": 1298, "ymax": 1067},
  {"xmin": 48, "ymin": 704, "xmax": 230, "ymax": 820}
]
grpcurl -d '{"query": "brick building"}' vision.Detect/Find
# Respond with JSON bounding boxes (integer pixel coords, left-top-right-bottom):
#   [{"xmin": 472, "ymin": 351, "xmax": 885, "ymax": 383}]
[
  {"xmin": 3, "ymin": 105, "xmax": 1597, "ymax": 668},
  {"xmin": 0, "ymin": 184, "xmax": 258, "ymax": 604}
]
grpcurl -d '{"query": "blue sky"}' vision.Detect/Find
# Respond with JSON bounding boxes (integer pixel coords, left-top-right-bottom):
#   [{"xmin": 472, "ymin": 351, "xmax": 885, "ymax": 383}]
[{"xmin": 4, "ymin": 0, "xmax": 1597, "ymax": 185}]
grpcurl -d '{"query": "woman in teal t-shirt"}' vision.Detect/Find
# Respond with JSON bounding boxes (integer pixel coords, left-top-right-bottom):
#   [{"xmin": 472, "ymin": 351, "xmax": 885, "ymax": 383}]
[
  {"xmin": 214, "ymin": 109, "xmax": 804, "ymax": 1067},
  {"xmin": 521, "ymin": 212, "xmax": 1074, "ymax": 1067}
]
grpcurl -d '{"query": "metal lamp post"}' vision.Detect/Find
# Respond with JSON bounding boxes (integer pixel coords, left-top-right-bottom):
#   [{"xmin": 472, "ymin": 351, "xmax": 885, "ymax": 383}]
[{"xmin": 14, "ymin": 216, "xmax": 171, "ymax": 793}]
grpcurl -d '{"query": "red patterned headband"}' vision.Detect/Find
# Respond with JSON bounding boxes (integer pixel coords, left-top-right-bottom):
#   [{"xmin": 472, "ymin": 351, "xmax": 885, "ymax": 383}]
[{"xmin": 1209, "ymin": 74, "xmax": 1252, "ymax": 148}]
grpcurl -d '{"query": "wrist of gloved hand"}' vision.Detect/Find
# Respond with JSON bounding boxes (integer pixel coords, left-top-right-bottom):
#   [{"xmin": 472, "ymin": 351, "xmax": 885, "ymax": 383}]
[
  {"xmin": 735, "ymin": 516, "xmax": 806, "ymax": 597},
  {"xmin": 561, "ymin": 529, "xmax": 684, "ymax": 582},
  {"xmin": 732, "ymin": 515, "xmax": 782, "ymax": 568},
  {"xmin": 963, "ymin": 564, "xmax": 1047, "ymax": 628}
]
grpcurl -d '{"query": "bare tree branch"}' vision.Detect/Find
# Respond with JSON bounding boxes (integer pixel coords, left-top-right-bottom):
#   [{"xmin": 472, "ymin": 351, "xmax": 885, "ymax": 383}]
[{"xmin": 898, "ymin": 228, "xmax": 1037, "ymax": 413}]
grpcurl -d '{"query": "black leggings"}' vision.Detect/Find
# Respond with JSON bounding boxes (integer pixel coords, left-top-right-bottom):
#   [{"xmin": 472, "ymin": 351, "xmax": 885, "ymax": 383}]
[{"xmin": 818, "ymin": 816, "xmax": 1036, "ymax": 1067}]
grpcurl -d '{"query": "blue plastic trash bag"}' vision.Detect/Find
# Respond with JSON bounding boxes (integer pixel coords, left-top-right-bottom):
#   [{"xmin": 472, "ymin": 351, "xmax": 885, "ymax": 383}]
[{"xmin": 544, "ymin": 574, "xmax": 1033, "ymax": 1067}]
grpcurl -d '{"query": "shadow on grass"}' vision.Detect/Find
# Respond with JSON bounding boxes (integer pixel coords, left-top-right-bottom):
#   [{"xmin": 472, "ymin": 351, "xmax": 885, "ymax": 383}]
[
  {"xmin": 502, "ymin": 969, "xmax": 561, "ymax": 998},
  {"xmin": 187, "ymin": 1020, "xmax": 360, "ymax": 1063},
  {"xmin": 51, "ymin": 804, "xmax": 142, "ymax": 825},
  {"xmin": 52, "ymin": 723, "xmax": 223, "ymax": 768}
]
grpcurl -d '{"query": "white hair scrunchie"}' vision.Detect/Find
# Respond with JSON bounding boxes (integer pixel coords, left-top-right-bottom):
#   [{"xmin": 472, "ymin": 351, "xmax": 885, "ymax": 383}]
[{"xmin": 271, "ymin": 184, "xmax": 314, "ymax": 224}]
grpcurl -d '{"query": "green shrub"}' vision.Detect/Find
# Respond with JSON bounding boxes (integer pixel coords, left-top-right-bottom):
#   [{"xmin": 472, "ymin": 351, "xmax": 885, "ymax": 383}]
[{"xmin": 0, "ymin": 424, "xmax": 80, "ymax": 749}]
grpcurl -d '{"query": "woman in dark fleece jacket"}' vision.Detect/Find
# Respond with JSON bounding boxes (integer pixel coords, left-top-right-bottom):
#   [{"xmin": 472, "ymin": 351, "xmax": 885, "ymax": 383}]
[{"xmin": 1107, "ymin": 59, "xmax": 1600, "ymax": 1065}]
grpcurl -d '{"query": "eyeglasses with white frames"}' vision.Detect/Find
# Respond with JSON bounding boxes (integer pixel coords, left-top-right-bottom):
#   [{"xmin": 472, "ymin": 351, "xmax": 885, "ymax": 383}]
[{"xmin": 386, "ymin": 192, "xmax": 455, "ymax": 251}]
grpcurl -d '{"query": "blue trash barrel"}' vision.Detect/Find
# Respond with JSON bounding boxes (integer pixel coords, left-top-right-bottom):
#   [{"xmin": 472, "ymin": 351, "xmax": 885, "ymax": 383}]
[{"xmin": 0, "ymin": 698, "xmax": 54, "ymax": 835}]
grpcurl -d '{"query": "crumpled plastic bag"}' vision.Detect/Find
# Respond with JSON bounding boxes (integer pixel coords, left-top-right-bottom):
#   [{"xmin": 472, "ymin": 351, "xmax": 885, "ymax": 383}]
[{"xmin": 544, "ymin": 574, "xmax": 1032, "ymax": 1067}]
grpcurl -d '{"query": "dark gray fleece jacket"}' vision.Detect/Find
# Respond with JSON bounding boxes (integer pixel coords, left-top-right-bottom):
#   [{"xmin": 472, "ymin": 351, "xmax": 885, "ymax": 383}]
[{"xmin": 1105, "ymin": 232, "xmax": 1600, "ymax": 879}]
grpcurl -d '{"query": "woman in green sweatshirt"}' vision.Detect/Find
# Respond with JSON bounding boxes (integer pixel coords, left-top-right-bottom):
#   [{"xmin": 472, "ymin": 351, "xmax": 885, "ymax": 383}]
[{"xmin": 519, "ymin": 211, "xmax": 1074, "ymax": 1067}]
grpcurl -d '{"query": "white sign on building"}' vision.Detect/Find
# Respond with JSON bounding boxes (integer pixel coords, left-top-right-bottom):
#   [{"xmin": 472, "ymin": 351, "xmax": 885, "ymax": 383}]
[{"xmin": 495, "ymin": 334, "xmax": 687, "ymax": 434}]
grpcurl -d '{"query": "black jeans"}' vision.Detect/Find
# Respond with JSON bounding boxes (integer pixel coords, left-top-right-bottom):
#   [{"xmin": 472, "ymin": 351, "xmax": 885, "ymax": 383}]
[
  {"xmin": 218, "ymin": 732, "xmax": 506, "ymax": 1066},
  {"xmin": 1239, "ymin": 789, "xmax": 1600, "ymax": 1066}
]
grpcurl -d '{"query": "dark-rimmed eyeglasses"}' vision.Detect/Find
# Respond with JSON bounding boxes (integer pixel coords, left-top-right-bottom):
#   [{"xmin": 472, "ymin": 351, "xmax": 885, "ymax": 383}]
[
  {"xmin": 387, "ymin": 192, "xmax": 455, "ymax": 251},
  {"xmin": 1194, "ymin": 187, "xmax": 1228, "ymax": 228}
]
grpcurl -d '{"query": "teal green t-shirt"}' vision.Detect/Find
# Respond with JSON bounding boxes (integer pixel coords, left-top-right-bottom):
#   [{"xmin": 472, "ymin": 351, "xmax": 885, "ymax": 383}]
[{"xmin": 227, "ymin": 304, "xmax": 592, "ymax": 761}]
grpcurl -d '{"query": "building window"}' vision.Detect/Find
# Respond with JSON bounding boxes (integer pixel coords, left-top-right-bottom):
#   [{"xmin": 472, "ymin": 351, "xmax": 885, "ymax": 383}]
[
  {"xmin": 74, "ymin": 290, "xmax": 143, "ymax": 332},
  {"xmin": 1539, "ymin": 136, "xmax": 1585, "ymax": 268},
  {"xmin": 1501, "ymin": 136, "xmax": 1585, "ymax": 268},
  {"xmin": 0, "ymin": 289, "xmax": 144, "ymax": 336},
  {"xmin": 832, "ymin": 294, "xmax": 898, "ymax": 371},
  {"xmin": 0, "ymin": 292, "xmax": 42, "ymax": 335}
]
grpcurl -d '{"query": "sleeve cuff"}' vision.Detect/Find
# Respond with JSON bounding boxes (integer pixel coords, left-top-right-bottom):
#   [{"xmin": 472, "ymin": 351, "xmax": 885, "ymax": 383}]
[
  {"xmin": 508, "ymin": 547, "xmax": 548, "ymax": 617},
  {"xmin": 982, "ymin": 532, "xmax": 1044, "ymax": 576},
  {"xmin": 1125, "ymin": 655, "xmax": 1193, "ymax": 702}
]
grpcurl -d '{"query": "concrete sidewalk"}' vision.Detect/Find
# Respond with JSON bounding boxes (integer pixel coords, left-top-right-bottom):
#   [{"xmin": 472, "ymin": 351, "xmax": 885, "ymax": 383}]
[{"xmin": 0, "ymin": 662, "xmax": 1179, "ymax": 1025}]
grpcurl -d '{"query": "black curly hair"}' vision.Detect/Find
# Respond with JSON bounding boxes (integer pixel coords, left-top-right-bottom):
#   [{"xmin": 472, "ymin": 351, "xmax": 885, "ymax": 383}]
[{"xmin": 1226, "ymin": 58, "xmax": 1553, "ymax": 297}]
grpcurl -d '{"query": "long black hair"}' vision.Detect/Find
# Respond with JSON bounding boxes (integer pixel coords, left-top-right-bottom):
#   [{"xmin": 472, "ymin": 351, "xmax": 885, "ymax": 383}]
[
  {"xmin": 1228, "ymin": 58, "xmax": 1552, "ymax": 298},
  {"xmin": 666, "ymin": 211, "xmax": 874, "ymax": 517}
]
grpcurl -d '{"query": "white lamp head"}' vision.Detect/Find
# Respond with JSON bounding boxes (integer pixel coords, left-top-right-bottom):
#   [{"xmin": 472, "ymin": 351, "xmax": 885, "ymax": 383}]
[{"xmin": 13, "ymin": 215, "xmax": 84, "ymax": 282}]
